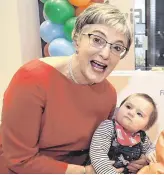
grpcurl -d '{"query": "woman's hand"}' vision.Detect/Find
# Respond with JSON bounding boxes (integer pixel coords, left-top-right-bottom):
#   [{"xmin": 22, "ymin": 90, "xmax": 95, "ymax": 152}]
[
  {"xmin": 85, "ymin": 165, "xmax": 96, "ymax": 174},
  {"xmin": 127, "ymin": 154, "xmax": 148, "ymax": 173},
  {"xmin": 65, "ymin": 164, "xmax": 87, "ymax": 174}
]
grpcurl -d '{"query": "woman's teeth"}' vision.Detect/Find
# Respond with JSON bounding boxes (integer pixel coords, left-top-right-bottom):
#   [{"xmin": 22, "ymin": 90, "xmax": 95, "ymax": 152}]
[{"xmin": 90, "ymin": 60, "xmax": 107, "ymax": 72}]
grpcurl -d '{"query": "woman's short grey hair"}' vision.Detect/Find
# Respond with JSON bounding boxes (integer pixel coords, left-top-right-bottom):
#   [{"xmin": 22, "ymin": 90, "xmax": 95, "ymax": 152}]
[{"xmin": 73, "ymin": 3, "xmax": 133, "ymax": 53}]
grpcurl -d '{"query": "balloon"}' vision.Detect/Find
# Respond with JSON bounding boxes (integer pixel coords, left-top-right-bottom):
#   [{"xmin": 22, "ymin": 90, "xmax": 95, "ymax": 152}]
[
  {"xmin": 68, "ymin": 0, "xmax": 91, "ymax": 7},
  {"xmin": 64, "ymin": 17, "xmax": 77, "ymax": 41},
  {"xmin": 44, "ymin": 43, "xmax": 50, "ymax": 57},
  {"xmin": 40, "ymin": 20, "xmax": 65, "ymax": 43},
  {"xmin": 91, "ymin": 0, "xmax": 104, "ymax": 2},
  {"xmin": 75, "ymin": 2, "xmax": 94, "ymax": 16},
  {"xmin": 44, "ymin": 0, "xmax": 75, "ymax": 24},
  {"xmin": 40, "ymin": 0, "xmax": 48, "ymax": 3},
  {"xmin": 49, "ymin": 38, "xmax": 75, "ymax": 56},
  {"xmin": 43, "ymin": 10, "xmax": 48, "ymax": 20}
]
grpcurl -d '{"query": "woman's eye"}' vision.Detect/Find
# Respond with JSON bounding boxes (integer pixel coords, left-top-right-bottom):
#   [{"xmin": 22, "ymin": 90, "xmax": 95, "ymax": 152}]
[
  {"xmin": 113, "ymin": 45, "xmax": 122, "ymax": 52},
  {"xmin": 93, "ymin": 37, "xmax": 102, "ymax": 44},
  {"xmin": 115, "ymin": 46, "xmax": 121, "ymax": 51}
]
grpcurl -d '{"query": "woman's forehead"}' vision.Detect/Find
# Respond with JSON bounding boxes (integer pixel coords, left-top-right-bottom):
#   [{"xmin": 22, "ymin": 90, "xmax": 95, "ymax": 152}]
[{"xmin": 82, "ymin": 24, "xmax": 128, "ymax": 45}]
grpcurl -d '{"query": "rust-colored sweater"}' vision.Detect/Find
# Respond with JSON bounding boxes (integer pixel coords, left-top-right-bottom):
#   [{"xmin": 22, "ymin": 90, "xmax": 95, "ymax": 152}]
[{"xmin": 0, "ymin": 59, "xmax": 116, "ymax": 173}]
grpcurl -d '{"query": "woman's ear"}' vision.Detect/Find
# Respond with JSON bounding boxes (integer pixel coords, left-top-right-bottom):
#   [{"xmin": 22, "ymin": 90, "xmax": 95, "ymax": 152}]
[
  {"xmin": 72, "ymin": 29, "xmax": 79, "ymax": 47},
  {"xmin": 73, "ymin": 40, "xmax": 78, "ymax": 48},
  {"xmin": 72, "ymin": 33, "xmax": 80, "ymax": 54},
  {"xmin": 72, "ymin": 40, "xmax": 79, "ymax": 54}
]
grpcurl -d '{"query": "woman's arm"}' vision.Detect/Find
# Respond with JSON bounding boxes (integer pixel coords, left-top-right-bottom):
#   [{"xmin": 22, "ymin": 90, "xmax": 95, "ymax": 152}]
[
  {"xmin": 1, "ymin": 68, "xmax": 84, "ymax": 174},
  {"xmin": 127, "ymin": 155, "xmax": 148, "ymax": 173},
  {"xmin": 65, "ymin": 164, "xmax": 96, "ymax": 174}
]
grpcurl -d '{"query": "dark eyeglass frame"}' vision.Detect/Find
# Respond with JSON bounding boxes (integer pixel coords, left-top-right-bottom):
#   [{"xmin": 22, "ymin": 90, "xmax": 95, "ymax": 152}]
[{"xmin": 82, "ymin": 33, "xmax": 128, "ymax": 58}]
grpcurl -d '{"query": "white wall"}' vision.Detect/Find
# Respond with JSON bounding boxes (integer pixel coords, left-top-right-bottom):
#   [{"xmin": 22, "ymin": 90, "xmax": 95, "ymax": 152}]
[{"xmin": 0, "ymin": 0, "xmax": 42, "ymax": 119}]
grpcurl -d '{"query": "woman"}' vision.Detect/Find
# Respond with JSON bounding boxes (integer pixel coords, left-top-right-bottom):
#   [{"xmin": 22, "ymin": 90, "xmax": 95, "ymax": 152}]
[{"xmin": 0, "ymin": 3, "xmax": 147, "ymax": 174}]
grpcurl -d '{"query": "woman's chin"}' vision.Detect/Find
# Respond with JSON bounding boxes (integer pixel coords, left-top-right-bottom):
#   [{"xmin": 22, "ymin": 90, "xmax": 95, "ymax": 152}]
[
  {"xmin": 87, "ymin": 66, "xmax": 108, "ymax": 81},
  {"xmin": 89, "ymin": 78, "xmax": 104, "ymax": 84},
  {"xmin": 87, "ymin": 74, "xmax": 106, "ymax": 84}
]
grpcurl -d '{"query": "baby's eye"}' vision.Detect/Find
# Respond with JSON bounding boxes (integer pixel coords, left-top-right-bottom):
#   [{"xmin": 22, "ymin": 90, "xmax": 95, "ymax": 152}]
[
  {"xmin": 126, "ymin": 105, "xmax": 131, "ymax": 109},
  {"xmin": 137, "ymin": 112, "xmax": 143, "ymax": 117}
]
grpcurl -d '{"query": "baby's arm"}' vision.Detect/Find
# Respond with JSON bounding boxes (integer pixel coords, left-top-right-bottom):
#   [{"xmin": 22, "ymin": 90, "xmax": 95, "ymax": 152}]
[
  {"xmin": 89, "ymin": 120, "xmax": 123, "ymax": 174},
  {"xmin": 146, "ymin": 151, "xmax": 157, "ymax": 163},
  {"xmin": 142, "ymin": 135, "xmax": 157, "ymax": 163}
]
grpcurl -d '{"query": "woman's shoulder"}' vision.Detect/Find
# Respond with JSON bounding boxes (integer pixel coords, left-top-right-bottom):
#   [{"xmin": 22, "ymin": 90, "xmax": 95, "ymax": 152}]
[
  {"xmin": 105, "ymin": 79, "xmax": 116, "ymax": 93},
  {"xmin": 15, "ymin": 56, "xmax": 69, "ymax": 80},
  {"xmin": 22, "ymin": 57, "xmax": 67, "ymax": 72},
  {"xmin": 103, "ymin": 79, "xmax": 117, "ymax": 103},
  {"xmin": 39, "ymin": 56, "xmax": 70, "ymax": 71}
]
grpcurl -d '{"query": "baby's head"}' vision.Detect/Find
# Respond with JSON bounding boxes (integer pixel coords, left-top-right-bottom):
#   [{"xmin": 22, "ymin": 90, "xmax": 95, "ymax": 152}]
[{"xmin": 115, "ymin": 93, "xmax": 158, "ymax": 133}]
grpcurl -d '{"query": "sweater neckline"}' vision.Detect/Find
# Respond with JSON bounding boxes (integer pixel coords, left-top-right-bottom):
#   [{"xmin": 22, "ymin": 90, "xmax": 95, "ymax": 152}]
[{"xmin": 38, "ymin": 59, "xmax": 107, "ymax": 88}]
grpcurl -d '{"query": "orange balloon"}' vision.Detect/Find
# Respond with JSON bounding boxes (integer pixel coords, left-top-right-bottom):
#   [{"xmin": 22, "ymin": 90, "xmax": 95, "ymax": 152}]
[
  {"xmin": 44, "ymin": 43, "xmax": 50, "ymax": 57},
  {"xmin": 75, "ymin": 2, "xmax": 94, "ymax": 16},
  {"xmin": 91, "ymin": 0, "xmax": 104, "ymax": 2},
  {"xmin": 68, "ymin": 0, "xmax": 91, "ymax": 7}
]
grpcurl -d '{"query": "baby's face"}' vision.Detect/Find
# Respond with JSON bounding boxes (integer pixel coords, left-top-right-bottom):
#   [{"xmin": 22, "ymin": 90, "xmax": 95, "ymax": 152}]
[{"xmin": 115, "ymin": 96, "xmax": 154, "ymax": 133}]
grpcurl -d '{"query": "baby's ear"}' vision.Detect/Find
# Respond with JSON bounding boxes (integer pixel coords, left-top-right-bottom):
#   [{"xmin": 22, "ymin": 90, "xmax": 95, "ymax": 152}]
[
  {"xmin": 143, "ymin": 125, "xmax": 148, "ymax": 131},
  {"xmin": 114, "ymin": 107, "xmax": 119, "ymax": 115},
  {"xmin": 110, "ymin": 107, "xmax": 119, "ymax": 119}
]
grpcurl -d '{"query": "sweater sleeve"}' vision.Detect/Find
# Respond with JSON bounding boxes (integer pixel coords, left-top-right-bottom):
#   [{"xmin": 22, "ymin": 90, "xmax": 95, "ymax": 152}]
[
  {"xmin": 1, "ymin": 68, "xmax": 68, "ymax": 173},
  {"xmin": 89, "ymin": 120, "xmax": 118, "ymax": 174},
  {"xmin": 141, "ymin": 135, "xmax": 156, "ymax": 156}
]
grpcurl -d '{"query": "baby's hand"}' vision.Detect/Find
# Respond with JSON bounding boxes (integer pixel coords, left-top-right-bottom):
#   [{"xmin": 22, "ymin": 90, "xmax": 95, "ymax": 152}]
[
  {"xmin": 146, "ymin": 151, "xmax": 157, "ymax": 163},
  {"xmin": 114, "ymin": 167, "xmax": 124, "ymax": 174}
]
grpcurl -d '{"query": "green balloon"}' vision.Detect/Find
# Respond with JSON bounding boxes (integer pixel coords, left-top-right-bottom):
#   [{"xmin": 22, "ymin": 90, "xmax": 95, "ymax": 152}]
[
  {"xmin": 44, "ymin": 0, "xmax": 75, "ymax": 24},
  {"xmin": 64, "ymin": 17, "xmax": 77, "ymax": 41}
]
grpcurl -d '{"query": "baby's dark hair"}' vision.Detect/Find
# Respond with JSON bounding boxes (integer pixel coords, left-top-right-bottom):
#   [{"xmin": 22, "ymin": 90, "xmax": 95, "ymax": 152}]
[{"xmin": 119, "ymin": 93, "xmax": 158, "ymax": 130}]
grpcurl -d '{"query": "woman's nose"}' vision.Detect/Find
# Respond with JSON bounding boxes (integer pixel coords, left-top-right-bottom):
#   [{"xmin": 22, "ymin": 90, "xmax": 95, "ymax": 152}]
[{"xmin": 99, "ymin": 44, "xmax": 111, "ymax": 60}]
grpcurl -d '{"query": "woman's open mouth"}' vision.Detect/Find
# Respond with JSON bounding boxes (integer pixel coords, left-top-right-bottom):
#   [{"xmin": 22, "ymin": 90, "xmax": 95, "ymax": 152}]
[{"xmin": 90, "ymin": 60, "xmax": 107, "ymax": 72}]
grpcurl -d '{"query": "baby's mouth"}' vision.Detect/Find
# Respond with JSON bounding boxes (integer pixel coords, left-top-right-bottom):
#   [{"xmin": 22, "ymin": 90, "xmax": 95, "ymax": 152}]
[{"xmin": 124, "ymin": 116, "xmax": 132, "ymax": 121}]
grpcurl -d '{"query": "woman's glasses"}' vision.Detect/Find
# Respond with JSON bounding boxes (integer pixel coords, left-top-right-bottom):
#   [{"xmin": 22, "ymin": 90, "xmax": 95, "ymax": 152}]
[{"xmin": 83, "ymin": 33, "xmax": 128, "ymax": 58}]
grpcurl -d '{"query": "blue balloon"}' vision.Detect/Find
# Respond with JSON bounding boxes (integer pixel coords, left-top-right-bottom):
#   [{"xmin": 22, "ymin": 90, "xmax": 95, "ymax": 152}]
[
  {"xmin": 40, "ymin": 20, "xmax": 65, "ymax": 43},
  {"xmin": 48, "ymin": 38, "xmax": 75, "ymax": 56}
]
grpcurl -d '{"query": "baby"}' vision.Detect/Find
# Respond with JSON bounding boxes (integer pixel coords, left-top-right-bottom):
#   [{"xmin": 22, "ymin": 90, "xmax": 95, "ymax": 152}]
[{"xmin": 90, "ymin": 93, "xmax": 157, "ymax": 174}]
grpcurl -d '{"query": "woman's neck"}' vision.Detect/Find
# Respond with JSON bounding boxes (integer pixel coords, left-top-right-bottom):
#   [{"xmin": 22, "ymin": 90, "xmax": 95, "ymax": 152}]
[{"xmin": 69, "ymin": 55, "xmax": 94, "ymax": 85}]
